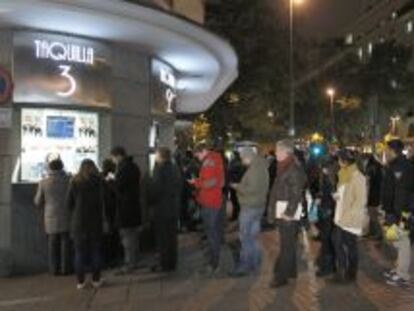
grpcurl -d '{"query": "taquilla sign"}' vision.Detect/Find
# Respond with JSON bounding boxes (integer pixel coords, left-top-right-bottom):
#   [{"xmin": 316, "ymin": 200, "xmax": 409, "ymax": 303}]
[
  {"xmin": 34, "ymin": 39, "xmax": 95, "ymax": 65},
  {"xmin": 13, "ymin": 32, "xmax": 111, "ymax": 107}
]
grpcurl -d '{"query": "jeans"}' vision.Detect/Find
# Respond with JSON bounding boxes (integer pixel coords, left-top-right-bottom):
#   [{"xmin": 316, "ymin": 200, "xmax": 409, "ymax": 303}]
[
  {"xmin": 219, "ymin": 196, "xmax": 227, "ymax": 243},
  {"xmin": 48, "ymin": 233, "xmax": 70, "ymax": 275},
  {"xmin": 393, "ymin": 232, "xmax": 411, "ymax": 281},
  {"xmin": 201, "ymin": 207, "xmax": 222, "ymax": 268},
  {"xmin": 120, "ymin": 227, "xmax": 140, "ymax": 270},
  {"xmin": 237, "ymin": 207, "xmax": 264, "ymax": 273},
  {"xmin": 74, "ymin": 235, "xmax": 102, "ymax": 284},
  {"xmin": 333, "ymin": 226, "xmax": 358, "ymax": 280},
  {"xmin": 273, "ymin": 221, "xmax": 299, "ymax": 282}
]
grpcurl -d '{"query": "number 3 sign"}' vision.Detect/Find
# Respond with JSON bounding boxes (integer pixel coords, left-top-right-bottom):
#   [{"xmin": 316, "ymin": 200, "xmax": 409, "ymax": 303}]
[
  {"xmin": 57, "ymin": 65, "xmax": 76, "ymax": 97},
  {"xmin": 0, "ymin": 66, "xmax": 13, "ymax": 104}
]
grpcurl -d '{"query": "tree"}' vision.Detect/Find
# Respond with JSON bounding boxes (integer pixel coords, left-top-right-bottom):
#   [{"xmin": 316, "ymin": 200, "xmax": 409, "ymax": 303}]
[
  {"xmin": 318, "ymin": 41, "xmax": 414, "ymax": 144},
  {"xmin": 205, "ymin": 0, "xmax": 311, "ymax": 143}
]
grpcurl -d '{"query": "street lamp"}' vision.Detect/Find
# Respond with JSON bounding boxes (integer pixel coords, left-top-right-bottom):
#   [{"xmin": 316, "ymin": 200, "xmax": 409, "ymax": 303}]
[
  {"xmin": 326, "ymin": 87, "xmax": 336, "ymax": 139},
  {"xmin": 390, "ymin": 115, "xmax": 401, "ymax": 135},
  {"xmin": 288, "ymin": 0, "xmax": 304, "ymax": 137}
]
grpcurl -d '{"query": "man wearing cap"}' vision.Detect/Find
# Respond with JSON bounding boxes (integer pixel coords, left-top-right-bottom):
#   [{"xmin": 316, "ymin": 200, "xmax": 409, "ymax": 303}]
[
  {"xmin": 268, "ymin": 139, "xmax": 307, "ymax": 288},
  {"xmin": 229, "ymin": 148, "xmax": 269, "ymax": 277},
  {"xmin": 192, "ymin": 143, "xmax": 225, "ymax": 276},
  {"xmin": 382, "ymin": 139, "xmax": 414, "ymax": 287}
]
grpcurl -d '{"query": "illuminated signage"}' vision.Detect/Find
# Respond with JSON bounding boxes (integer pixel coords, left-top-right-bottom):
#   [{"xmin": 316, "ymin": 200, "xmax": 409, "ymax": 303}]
[
  {"xmin": 35, "ymin": 40, "xmax": 94, "ymax": 65},
  {"xmin": 160, "ymin": 67, "xmax": 177, "ymax": 113},
  {"xmin": 152, "ymin": 60, "xmax": 178, "ymax": 114},
  {"xmin": 14, "ymin": 32, "xmax": 111, "ymax": 107}
]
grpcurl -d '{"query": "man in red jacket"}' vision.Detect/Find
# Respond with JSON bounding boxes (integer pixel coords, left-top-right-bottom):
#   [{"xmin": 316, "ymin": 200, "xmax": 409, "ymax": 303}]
[{"xmin": 192, "ymin": 143, "xmax": 225, "ymax": 275}]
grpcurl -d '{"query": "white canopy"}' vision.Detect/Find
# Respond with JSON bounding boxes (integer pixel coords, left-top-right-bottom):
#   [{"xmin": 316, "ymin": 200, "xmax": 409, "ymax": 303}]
[{"xmin": 0, "ymin": 0, "xmax": 238, "ymax": 113}]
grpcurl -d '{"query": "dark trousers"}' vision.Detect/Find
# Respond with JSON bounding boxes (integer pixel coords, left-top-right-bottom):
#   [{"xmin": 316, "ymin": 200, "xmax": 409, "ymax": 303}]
[
  {"xmin": 316, "ymin": 219, "xmax": 336, "ymax": 274},
  {"xmin": 367, "ymin": 206, "xmax": 383, "ymax": 239},
  {"xmin": 180, "ymin": 188, "xmax": 193, "ymax": 231},
  {"xmin": 333, "ymin": 226, "xmax": 358, "ymax": 280},
  {"xmin": 48, "ymin": 233, "xmax": 70, "ymax": 275},
  {"xmin": 103, "ymin": 230, "xmax": 123, "ymax": 268},
  {"xmin": 273, "ymin": 221, "xmax": 299, "ymax": 282},
  {"xmin": 74, "ymin": 235, "xmax": 102, "ymax": 284},
  {"xmin": 201, "ymin": 207, "xmax": 222, "ymax": 268},
  {"xmin": 155, "ymin": 217, "xmax": 178, "ymax": 271},
  {"xmin": 230, "ymin": 188, "xmax": 241, "ymax": 220}
]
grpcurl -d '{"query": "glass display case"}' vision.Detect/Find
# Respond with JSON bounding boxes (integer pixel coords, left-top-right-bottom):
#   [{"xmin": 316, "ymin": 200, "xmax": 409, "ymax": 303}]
[{"xmin": 20, "ymin": 108, "xmax": 99, "ymax": 182}]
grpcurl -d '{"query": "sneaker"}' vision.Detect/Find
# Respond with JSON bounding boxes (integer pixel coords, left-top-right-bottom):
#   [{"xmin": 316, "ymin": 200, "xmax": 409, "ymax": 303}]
[
  {"xmin": 76, "ymin": 282, "xmax": 87, "ymax": 290},
  {"xmin": 386, "ymin": 275, "xmax": 410, "ymax": 287},
  {"xmin": 198, "ymin": 265, "xmax": 219, "ymax": 278},
  {"xmin": 383, "ymin": 269, "xmax": 397, "ymax": 279},
  {"xmin": 316, "ymin": 270, "xmax": 334, "ymax": 278},
  {"xmin": 114, "ymin": 266, "xmax": 133, "ymax": 276},
  {"xmin": 92, "ymin": 279, "xmax": 105, "ymax": 289},
  {"xmin": 228, "ymin": 269, "xmax": 249, "ymax": 278},
  {"xmin": 269, "ymin": 279, "xmax": 288, "ymax": 288},
  {"xmin": 328, "ymin": 274, "xmax": 352, "ymax": 285}
]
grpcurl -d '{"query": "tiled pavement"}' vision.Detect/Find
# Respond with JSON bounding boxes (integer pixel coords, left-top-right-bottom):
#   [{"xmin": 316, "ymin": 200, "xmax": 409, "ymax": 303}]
[{"xmin": 0, "ymin": 229, "xmax": 413, "ymax": 311}]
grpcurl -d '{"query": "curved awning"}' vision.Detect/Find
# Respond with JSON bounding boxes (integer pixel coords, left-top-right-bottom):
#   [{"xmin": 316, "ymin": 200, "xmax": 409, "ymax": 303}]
[{"xmin": 0, "ymin": 0, "xmax": 238, "ymax": 114}]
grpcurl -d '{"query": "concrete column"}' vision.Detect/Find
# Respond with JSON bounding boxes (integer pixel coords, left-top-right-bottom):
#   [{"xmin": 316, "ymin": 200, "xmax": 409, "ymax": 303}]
[
  {"xmin": 0, "ymin": 30, "xmax": 14, "ymax": 276},
  {"xmin": 111, "ymin": 46, "xmax": 151, "ymax": 174}
]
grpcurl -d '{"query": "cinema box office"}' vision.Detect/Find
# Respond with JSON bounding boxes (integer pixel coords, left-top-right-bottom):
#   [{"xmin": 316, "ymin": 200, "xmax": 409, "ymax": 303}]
[{"xmin": 0, "ymin": 1, "xmax": 237, "ymax": 276}]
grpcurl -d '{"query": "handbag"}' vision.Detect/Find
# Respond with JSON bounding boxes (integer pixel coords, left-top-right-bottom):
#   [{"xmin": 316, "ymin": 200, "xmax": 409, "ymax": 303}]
[
  {"xmin": 275, "ymin": 201, "xmax": 303, "ymax": 220},
  {"xmin": 308, "ymin": 201, "xmax": 319, "ymax": 224}
]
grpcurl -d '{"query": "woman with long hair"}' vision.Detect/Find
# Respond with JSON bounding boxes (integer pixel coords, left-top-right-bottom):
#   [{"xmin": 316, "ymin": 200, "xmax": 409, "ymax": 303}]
[
  {"xmin": 332, "ymin": 150, "xmax": 367, "ymax": 283},
  {"xmin": 67, "ymin": 159, "xmax": 105, "ymax": 289}
]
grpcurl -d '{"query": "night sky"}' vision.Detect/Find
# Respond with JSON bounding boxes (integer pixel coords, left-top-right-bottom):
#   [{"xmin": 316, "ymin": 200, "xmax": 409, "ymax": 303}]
[{"xmin": 297, "ymin": 0, "xmax": 362, "ymax": 39}]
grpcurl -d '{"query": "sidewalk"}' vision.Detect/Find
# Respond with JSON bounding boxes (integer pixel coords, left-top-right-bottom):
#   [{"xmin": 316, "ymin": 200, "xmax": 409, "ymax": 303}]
[{"xmin": 0, "ymin": 230, "xmax": 413, "ymax": 311}]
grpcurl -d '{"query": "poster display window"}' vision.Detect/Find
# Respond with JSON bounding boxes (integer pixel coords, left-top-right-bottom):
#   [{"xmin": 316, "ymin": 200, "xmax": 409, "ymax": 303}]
[{"xmin": 21, "ymin": 108, "xmax": 99, "ymax": 182}]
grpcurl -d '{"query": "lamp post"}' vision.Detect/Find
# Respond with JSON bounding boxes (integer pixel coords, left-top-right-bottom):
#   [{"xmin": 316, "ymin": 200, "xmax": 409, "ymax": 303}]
[
  {"xmin": 326, "ymin": 87, "xmax": 336, "ymax": 139},
  {"xmin": 288, "ymin": 0, "xmax": 304, "ymax": 137},
  {"xmin": 390, "ymin": 115, "xmax": 401, "ymax": 136}
]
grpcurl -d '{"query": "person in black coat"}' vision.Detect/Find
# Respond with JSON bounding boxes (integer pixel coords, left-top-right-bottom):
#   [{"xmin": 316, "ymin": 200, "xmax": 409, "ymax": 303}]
[
  {"xmin": 101, "ymin": 159, "xmax": 123, "ymax": 268},
  {"xmin": 228, "ymin": 151, "xmax": 245, "ymax": 221},
  {"xmin": 67, "ymin": 159, "xmax": 105, "ymax": 289},
  {"xmin": 179, "ymin": 150, "xmax": 199, "ymax": 231},
  {"xmin": 381, "ymin": 140, "xmax": 414, "ymax": 286},
  {"xmin": 364, "ymin": 154, "xmax": 383, "ymax": 239},
  {"xmin": 382, "ymin": 141, "xmax": 414, "ymax": 220},
  {"xmin": 111, "ymin": 147, "xmax": 142, "ymax": 274},
  {"xmin": 150, "ymin": 147, "xmax": 182, "ymax": 272},
  {"xmin": 315, "ymin": 159, "xmax": 337, "ymax": 277}
]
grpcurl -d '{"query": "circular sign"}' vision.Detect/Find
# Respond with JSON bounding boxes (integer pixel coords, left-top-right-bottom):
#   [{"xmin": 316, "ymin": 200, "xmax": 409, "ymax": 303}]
[{"xmin": 0, "ymin": 66, "xmax": 13, "ymax": 104}]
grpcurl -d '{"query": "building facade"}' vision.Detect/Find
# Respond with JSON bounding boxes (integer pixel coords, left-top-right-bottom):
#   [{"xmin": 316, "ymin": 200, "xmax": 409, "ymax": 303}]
[
  {"xmin": 343, "ymin": 0, "xmax": 414, "ymax": 62},
  {"xmin": 0, "ymin": 0, "xmax": 237, "ymax": 275},
  {"xmin": 132, "ymin": 0, "xmax": 205, "ymax": 23}
]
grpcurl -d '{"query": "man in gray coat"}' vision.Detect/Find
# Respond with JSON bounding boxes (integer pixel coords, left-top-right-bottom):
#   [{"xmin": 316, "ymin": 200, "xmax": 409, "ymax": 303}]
[
  {"xmin": 34, "ymin": 159, "xmax": 71, "ymax": 275},
  {"xmin": 230, "ymin": 148, "xmax": 269, "ymax": 277}
]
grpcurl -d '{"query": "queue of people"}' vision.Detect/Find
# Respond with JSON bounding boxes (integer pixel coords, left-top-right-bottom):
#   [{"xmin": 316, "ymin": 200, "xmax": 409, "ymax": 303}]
[
  {"xmin": 34, "ymin": 138, "xmax": 414, "ymax": 290},
  {"xmin": 35, "ymin": 147, "xmax": 142, "ymax": 289}
]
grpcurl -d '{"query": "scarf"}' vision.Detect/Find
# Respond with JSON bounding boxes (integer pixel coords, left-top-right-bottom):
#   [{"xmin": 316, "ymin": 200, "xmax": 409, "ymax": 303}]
[
  {"xmin": 338, "ymin": 163, "xmax": 357, "ymax": 186},
  {"xmin": 277, "ymin": 155, "xmax": 295, "ymax": 177}
]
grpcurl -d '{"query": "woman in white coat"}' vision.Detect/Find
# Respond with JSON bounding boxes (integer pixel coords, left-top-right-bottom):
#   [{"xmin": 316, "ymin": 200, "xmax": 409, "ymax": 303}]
[{"xmin": 332, "ymin": 150, "xmax": 367, "ymax": 284}]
